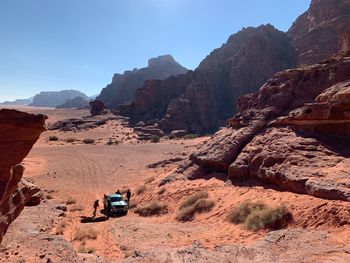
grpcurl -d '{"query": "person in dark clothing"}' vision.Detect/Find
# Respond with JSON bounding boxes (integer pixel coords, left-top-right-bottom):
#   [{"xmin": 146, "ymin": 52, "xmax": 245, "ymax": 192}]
[
  {"xmin": 116, "ymin": 189, "xmax": 121, "ymax": 194},
  {"xmin": 126, "ymin": 189, "xmax": 131, "ymax": 203},
  {"xmin": 93, "ymin": 199, "xmax": 99, "ymax": 217}
]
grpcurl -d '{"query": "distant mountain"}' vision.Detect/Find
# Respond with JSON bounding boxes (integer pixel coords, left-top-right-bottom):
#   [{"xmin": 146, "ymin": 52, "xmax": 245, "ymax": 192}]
[
  {"xmin": 97, "ymin": 55, "xmax": 188, "ymax": 108},
  {"xmin": 30, "ymin": 90, "xmax": 88, "ymax": 107},
  {"xmin": 55, "ymin": 96, "xmax": 89, "ymax": 109},
  {"xmin": 1, "ymin": 97, "xmax": 33, "ymax": 105}
]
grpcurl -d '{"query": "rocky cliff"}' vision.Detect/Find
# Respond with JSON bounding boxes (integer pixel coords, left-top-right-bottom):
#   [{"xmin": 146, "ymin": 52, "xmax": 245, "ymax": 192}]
[
  {"xmin": 97, "ymin": 55, "xmax": 187, "ymax": 108},
  {"xmin": 166, "ymin": 49, "xmax": 350, "ymax": 202},
  {"xmin": 287, "ymin": 0, "xmax": 350, "ymax": 65},
  {"xmin": 124, "ymin": 25, "xmax": 296, "ymax": 133},
  {"xmin": 120, "ymin": 0, "xmax": 350, "ymax": 134},
  {"xmin": 0, "ymin": 109, "xmax": 46, "ymax": 243},
  {"xmin": 31, "ymin": 90, "xmax": 88, "ymax": 107}
]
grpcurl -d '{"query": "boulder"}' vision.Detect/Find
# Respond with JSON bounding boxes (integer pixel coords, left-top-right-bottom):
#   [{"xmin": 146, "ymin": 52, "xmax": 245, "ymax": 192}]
[
  {"xmin": 89, "ymin": 100, "xmax": 108, "ymax": 116},
  {"xmin": 0, "ymin": 109, "xmax": 46, "ymax": 243}
]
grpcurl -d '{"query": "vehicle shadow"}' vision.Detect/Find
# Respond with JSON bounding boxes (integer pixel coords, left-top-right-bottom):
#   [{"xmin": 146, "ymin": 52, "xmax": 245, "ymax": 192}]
[
  {"xmin": 100, "ymin": 209, "xmax": 127, "ymax": 218},
  {"xmin": 80, "ymin": 216, "xmax": 109, "ymax": 223}
]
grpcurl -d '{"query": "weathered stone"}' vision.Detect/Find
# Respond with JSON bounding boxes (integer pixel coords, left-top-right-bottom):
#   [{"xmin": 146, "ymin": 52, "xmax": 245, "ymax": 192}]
[{"xmin": 0, "ymin": 109, "xmax": 46, "ymax": 243}]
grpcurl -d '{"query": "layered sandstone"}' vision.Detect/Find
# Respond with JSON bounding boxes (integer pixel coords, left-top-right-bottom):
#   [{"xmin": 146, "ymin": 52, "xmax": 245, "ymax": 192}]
[
  {"xmin": 124, "ymin": 25, "xmax": 296, "ymax": 133},
  {"xmin": 0, "ymin": 109, "xmax": 46, "ymax": 242},
  {"xmin": 167, "ymin": 51, "xmax": 350, "ymax": 201},
  {"xmin": 287, "ymin": 0, "xmax": 350, "ymax": 65}
]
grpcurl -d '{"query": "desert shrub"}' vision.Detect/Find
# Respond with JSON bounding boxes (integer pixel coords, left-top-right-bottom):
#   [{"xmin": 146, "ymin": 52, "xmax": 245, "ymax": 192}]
[
  {"xmin": 78, "ymin": 245, "xmax": 96, "ymax": 254},
  {"xmin": 227, "ymin": 201, "xmax": 292, "ymax": 231},
  {"xmin": 176, "ymin": 198, "xmax": 214, "ymax": 222},
  {"xmin": 168, "ymin": 134, "xmax": 176, "ymax": 140},
  {"xmin": 83, "ymin": 138, "xmax": 95, "ymax": 144},
  {"xmin": 134, "ymin": 201, "xmax": 168, "ymax": 217},
  {"xmin": 73, "ymin": 227, "xmax": 98, "ymax": 241},
  {"xmin": 227, "ymin": 201, "xmax": 266, "ymax": 224},
  {"xmin": 48, "ymin": 135, "xmax": 59, "ymax": 141},
  {"xmin": 70, "ymin": 204, "xmax": 83, "ymax": 212},
  {"xmin": 150, "ymin": 135, "xmax": 160, "ymax": 143},
  {"xmin": 157, "ymin": 187, "xmax": 166, "ymax": 195},
  {"xmin": 179, "ymin": 191, "xmax": 209, "ymax": 210},
  {"xmin": 136, "ymin": 185, "xmax": 146, "ymax": 195},
  {"xmin": 65, "ymin": 197, "xmax": 77, "ymax": 205},
  {"xmin": 65, "ymin": 138, "xmax": 75, "ymax": 143},
  {"xmin": 55, "ymin": 221, "xmax": 68, "ymax": 235},
  {"xmin": 144, "ymin": 176, "xmax": 155, "ymax": 184},
  {"xmin": 183, "ymin": 134, "xmax": 198, "ymax": 140},
  {"xmin": 244, "ymin": 206, "xmax": 293, "ymax": 231},
  {"xmin": 46, "ymin": 194, "xmax": 54, "ymax": 200}
]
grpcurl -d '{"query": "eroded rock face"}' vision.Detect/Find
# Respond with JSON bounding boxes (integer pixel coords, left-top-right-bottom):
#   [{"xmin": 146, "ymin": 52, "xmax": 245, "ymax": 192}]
[
  {"xmin": 97, "ymin": 55, "xmax": 187, "ymax": 108},
  {"xmin": 287, "ymin": 0, "xmax": 350, "ymax": 65},
  {"xmin": 30, "ymin": 90, "xmax": 88, "ymax": 107},
  {"xmin": 0, "ymin": 109, "xmax": 46, "ymax": 243},
  {"xmin": 124, "ymin": 25, "xmax": 296, "ymax": 133},
  {"xmin": 170, "ymin": 51, "xmax": 350, "ymax": 201}
]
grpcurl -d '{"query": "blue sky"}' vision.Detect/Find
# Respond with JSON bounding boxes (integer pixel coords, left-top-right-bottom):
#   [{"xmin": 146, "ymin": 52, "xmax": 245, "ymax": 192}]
[{"xmin": 0, "ymin": 0, "xmax": 310, "ymax": 102}]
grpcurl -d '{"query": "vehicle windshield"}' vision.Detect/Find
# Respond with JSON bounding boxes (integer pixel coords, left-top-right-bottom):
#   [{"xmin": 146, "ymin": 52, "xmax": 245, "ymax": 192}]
[{"xmin": 110, "ymin": 196, "xmax": 123, "ymax": 202}]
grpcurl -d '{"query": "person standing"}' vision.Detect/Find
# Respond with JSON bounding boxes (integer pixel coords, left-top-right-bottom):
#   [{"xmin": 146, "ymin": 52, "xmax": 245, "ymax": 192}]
[
  {"xmin": 126, "ymin": 189, "xmax": 131, "ymax": 203},
  {"xmin": 93, "ymin": 199, "xmax": 99, "ymax": 217}
]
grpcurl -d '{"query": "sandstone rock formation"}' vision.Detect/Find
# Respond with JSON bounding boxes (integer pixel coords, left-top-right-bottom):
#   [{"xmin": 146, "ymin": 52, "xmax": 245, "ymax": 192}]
[
  {"xmin": 124, "ymin": 25, "xmax": 296, "ymax": 133},
  {"xmin": 0, "ymin": 109, "xmax": 46, "ymax": 243},
  {"xmin": 56, "ymin": 96, "xmax": 89, "ymax": 109},
  {"xmin": 0, "ymin": 97, "xmax": 33, "ymax": 106},
  {"xmin": 31, "ymin": 90, "xmax": 88, "ymax": 107},
  {"xmin": 90, "ymin": 100, "xmax": 108, "ymax": 116},
  {"xmin": 97, "ymin": 55, "xmax": 187, "ymax": 108},
  {"xmin": 167, "ymin": 51, "xmax": 350, "ymax": 202},
  {"xmin": 287, "ymin": 0, "xmax": 350, "ymax": 65}
]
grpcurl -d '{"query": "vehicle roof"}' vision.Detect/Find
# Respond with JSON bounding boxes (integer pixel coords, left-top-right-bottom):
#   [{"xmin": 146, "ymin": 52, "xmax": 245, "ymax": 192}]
[{"xmin": 109, "ymin": 193, "xmax": 122, "ymax": 198}]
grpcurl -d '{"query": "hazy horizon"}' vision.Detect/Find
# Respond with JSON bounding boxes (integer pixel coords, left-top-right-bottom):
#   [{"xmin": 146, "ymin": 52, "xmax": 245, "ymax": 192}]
[{"xmin": 0, "ymin": 0, "xmax": 310, "ymax": 102}]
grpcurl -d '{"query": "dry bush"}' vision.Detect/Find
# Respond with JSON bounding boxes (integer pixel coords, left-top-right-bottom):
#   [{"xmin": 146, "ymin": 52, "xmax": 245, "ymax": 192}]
[
  {"xmin": 134, "ymin": 201, "xmax": 168, "ymax": 217},
  {"xmin": 227, "ymin": 201, "xmax": 266, "ymax": 224},
  {"xmin": 157, "ymin": 187, "xmax": 166, "ymax": 195},
  {"xmin": 65, "ymin": 138, "xmax": 75, "ymax": 143},
  {"xmin": 136, "ymin": 185, "xmax": 146, "ymax": 195},
  {"xmin": 176, "ymin": 198, "xmax": 214, "ymax": 222},
  {"xmin": 244, "ymin": 206, "xmax": 293, "ymax": 231},
  {"xmin": 78, "ymin": 245, "xmax": 96, "ymax": 254},
  {"xmin": 179, "ymin": 191, "xmax": 209, "ymax": 210},
  {"xmin": 55, "ymin": 221, "xmax": 68, "ymax": 235},
  {"xmin": 70, "ymin": 204, "xmax": 83, "ymax": 212},
  {"xmin": 46, "ymin": 194, "xmax": 54, "ymax": 200},
  {"xmin": 83, "ymin": 138, "xmax": 95, "ymax": 144},
  {"xmin": 227, "ymin": 201, "xmax": 292, "ymax": 231},
  {"xmin": 183, "ymin": 134, "xmax": 197, "ymax": 140},
  {"xmin": 73, "ymin": 227, "xmax": 98, "ymax": 241},
  {"xmin": 144, "ymin": 176, "xmax": 155, "ymax": 184},
  {"xmin": 150, "ymin": 135, "xmax": 160, "ymax": 143},
  {"xmin": 65, "ymin": 197, "xmax": 77, "ymax": 205},
  {"xmin": 48, "ymin": 135, "xmax": 59, "ymax": 141}
]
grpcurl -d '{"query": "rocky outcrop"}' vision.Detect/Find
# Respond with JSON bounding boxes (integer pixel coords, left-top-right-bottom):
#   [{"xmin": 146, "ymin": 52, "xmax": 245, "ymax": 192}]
[
  {"xmin": 1, "ymin": 97, "xmax": 33, "ymax": 106},
  {"xmin": 55, "ymin": 96, "xmax": 89, "ymax": 109},
  {"xmin": 90, "ymin": 100, "xmax": 108, "ymax": 116},
  {"xmin": 31, "ymin": 90, "xmax": 88, "ymax": 107},
  {"xmin": 167, "ymin": 51, "xmax": 350, "ymax": 201},
  {"xmin": 97, "ymin": 55, "xmax": 187, "ymax": 108},
  {"xmin": 0, "ymin": 109, "xmax": 46, "ymax": 243},
  {"xmin": 124, "ymin": 25, "xmax": 296, "ymax": 133},
  {"xmin": 122, "ymin": 229, "xmax": 350, "ymax": 263},
  {"xmin": 287, "ymin": 0, "xmax": 350, "ymax": 65}
]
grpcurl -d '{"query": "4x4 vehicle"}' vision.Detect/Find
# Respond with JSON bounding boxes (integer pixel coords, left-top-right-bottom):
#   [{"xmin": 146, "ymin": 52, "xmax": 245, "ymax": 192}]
[{"xmin": 103, "ymin": 193, "xmax": 128, "ymax": 215}]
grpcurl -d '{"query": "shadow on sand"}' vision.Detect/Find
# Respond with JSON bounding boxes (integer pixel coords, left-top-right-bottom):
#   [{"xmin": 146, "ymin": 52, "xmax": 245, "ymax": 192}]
[{"xmin": 80, "ymin": 216, "xmax": 109, "ymax": 223}]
